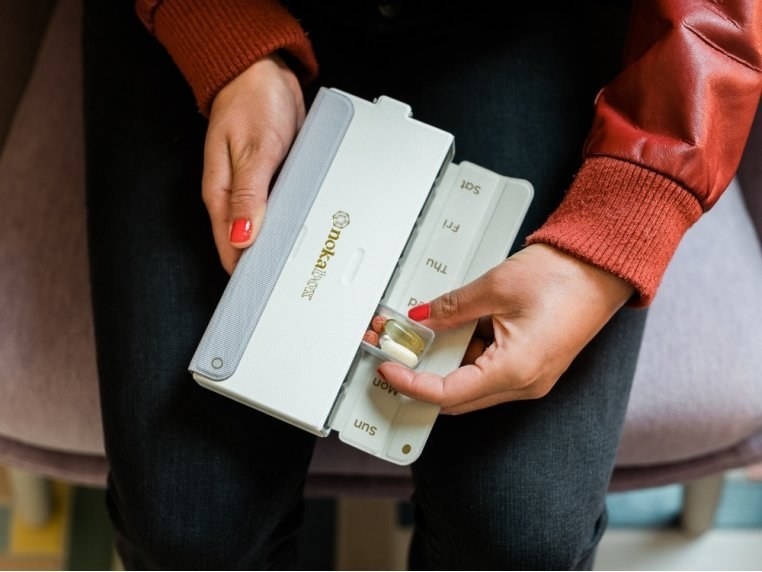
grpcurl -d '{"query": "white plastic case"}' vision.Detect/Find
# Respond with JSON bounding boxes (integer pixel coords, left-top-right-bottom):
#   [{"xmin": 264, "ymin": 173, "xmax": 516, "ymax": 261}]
[{"xmin": 189, "ymin": 87, "xmax": 533, "ymax": 464}]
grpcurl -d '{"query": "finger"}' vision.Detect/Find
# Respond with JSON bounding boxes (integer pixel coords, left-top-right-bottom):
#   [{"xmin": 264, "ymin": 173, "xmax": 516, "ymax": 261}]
[
  {"xmin": 380, "ymin": 354, "xmax": 542, "ymax": 414},
  {"xmin": 377, "ymin": 326, "xmax": 558, "ymax": 411},
  {"xmin": 377, "ymin": 347, "xmax": 509, "ymax": 409},
  {"xmin": 440, "ymin": 369, "xmax": 559, "ymax": 414},
  {"xmin": 408, "ymin": 268, "xmax": 503, "ymax": 331},
  {"xmin": 203, "ymin": 131, "xmax": 286, "ymax": 273},
  {"xmin": 440, "ymin": 388, "xmax": 527, "ymax": 415},
  {"xmin": 227, "ymin": 136, "xmax": 279, "ymax": 247},
  {"xmin": 202, "ymin": 132, "xmax": 236, "ymax": 272}
]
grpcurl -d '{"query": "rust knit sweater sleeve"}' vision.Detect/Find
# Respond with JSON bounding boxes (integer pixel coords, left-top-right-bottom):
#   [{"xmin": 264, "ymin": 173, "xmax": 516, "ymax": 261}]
[
  {"xmin": 527, "ymin": 1, "xmax": 762, "ymax": 306},
  {"xmin": 135, "ymin": 0, "xmax": 318, "ymax": 116}
]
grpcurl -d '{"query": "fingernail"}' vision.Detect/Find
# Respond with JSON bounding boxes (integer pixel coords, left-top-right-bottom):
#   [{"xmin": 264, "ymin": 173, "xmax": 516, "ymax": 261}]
[
  {"xmin": 230, "ymin": 218, "xmax": 252, "ymax": 243},
  {"xmin": 408, "ymin": 303, "xmax": 430, "ymax": 322}
]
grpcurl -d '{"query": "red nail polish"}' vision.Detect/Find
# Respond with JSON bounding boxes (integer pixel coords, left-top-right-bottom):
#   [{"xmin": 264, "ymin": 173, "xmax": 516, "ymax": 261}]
[
  {"xmin": 408, "ymin": 303, "xmax": 430, "ymax": 321},
  {"xmin": 230, "ymin": 218, "xmax": 252, "ymax": 243}
]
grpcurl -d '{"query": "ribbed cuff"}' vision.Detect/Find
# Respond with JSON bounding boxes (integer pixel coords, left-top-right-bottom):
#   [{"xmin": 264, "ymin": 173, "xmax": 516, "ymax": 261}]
[
  {"xmin": 151, "ymin": 0, "xmax": 318, "ymax": 115},
  {"xmin": 526, "ymin": 157, "xmax": 703, "ymax": 307}
]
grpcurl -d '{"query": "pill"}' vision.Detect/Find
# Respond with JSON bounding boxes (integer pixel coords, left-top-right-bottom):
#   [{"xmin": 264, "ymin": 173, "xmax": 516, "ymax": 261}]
[
  {"xmin": 383, "ymin": 319, "xmax": 425, "ymax": 355},
  {"xmin": 371, "ymin": 314, "xmax": 387, "ymax": 334},
  {"xmin": 380, "ymin": 335, "xmax": 419, "ymax": 368},
  {"xmin": 363, "ymin": 329, "xmax": 379, "ymax": 346}
]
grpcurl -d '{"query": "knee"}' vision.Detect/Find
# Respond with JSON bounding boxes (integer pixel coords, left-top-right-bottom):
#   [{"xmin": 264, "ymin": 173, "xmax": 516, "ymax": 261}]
[
  {"xmin": 414, "ymin": 487, "xmax": 606, "ymax": 570},
  {"xmin": 106, "ymin": 477, "xmax": 304, "ymax": 569},
  {"xmin": 108, "ymin": 491, "xmax": 277, "ymax": 569},
  {"xmin": 485, "ymin": 509, "xmax": 605, "ymax": 570}
]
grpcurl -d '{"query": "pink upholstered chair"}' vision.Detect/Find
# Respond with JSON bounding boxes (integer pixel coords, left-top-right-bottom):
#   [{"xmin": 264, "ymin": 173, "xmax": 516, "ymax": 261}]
[{"xmin": 2, "ymin": 0, "xmax": 761, "ymax": 544}]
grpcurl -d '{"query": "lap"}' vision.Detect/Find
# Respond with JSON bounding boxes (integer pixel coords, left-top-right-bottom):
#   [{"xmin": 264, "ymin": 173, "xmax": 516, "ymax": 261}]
[{"xmin": 83, "ymin": 1, "xmax": 643, "ymax": 568}]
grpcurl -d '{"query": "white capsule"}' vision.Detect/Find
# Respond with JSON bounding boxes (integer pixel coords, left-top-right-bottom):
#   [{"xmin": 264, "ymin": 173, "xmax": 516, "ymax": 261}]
[{"xmin": 379, "ymin": 335, "xmax": 419, "ymax": 368}]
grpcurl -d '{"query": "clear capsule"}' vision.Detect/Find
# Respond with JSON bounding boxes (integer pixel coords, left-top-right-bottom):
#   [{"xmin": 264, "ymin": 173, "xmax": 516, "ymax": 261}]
[{"xmin": 382, "ymin": 319, "xmax": 425, "ymax": 355}]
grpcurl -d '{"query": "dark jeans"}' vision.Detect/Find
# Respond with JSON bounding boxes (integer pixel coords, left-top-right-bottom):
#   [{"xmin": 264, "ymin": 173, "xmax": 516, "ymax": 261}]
[{"xmin": 83, "ymin": 1, "xmax": 645, "ymax": 569}]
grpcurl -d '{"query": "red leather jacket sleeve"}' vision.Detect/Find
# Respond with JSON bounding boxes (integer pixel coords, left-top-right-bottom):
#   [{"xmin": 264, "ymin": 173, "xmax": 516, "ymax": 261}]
[
  {"xmin": 136, "ymin": 0, "xmax": 761, "ymax": 306},
  {"xmin": 134, "ymin": 0, "xmax": 318, "ymax": 116},
  {"xmin": 527, "ymin": 0, "xmax": 762, "ymax": 305}
]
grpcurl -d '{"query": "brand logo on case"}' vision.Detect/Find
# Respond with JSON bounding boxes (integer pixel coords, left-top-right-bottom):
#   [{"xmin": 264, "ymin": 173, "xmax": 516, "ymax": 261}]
[
  {"xmin": 301, "ymin": 211, "xmax": 350, "ymax": 300},
  {"xmin": 332, "ymin": 211, "xmax": 350, "ymax": 230}
]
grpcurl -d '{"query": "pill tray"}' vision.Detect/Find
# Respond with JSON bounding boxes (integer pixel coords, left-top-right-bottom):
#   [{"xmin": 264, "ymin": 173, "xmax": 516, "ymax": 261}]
[{"xmin": 359, "ymin": 304, "xmax": 435, "ymax": 368}]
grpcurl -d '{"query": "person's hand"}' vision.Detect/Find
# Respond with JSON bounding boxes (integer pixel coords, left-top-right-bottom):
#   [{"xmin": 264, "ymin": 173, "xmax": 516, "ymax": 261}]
[
  {"xmin": 377, "ymin": 243, "xmax": 635, "ymax": 414},
  {"xmin": 203, "ymin": 55, "xmax": 306, "ymax": 274}
]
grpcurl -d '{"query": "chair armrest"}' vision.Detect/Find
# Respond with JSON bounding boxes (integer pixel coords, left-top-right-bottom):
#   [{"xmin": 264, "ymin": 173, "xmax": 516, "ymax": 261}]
[{"xmin": 0, "ymin": 0, "xmax": 57, "ymax": 148}]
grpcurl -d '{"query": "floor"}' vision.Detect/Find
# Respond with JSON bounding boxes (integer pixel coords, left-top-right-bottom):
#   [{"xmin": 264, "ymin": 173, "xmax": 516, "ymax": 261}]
[
  {"xmin": 0, "ymin": 469, "xmax": 113, "ymax": 570},
  {"xmin": 1, "ymin": 465, "xmax": 760, "ymax": 570},
  {"xmin": 596, "ymin": 468, "xmax": 762, "ymax": 571}
]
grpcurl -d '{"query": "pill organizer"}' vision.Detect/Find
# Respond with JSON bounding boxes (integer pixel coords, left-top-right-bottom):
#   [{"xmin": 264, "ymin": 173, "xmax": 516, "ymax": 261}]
[{"xmin": 189, "ymin": 87, "xmax": 533, "ymax": 465}]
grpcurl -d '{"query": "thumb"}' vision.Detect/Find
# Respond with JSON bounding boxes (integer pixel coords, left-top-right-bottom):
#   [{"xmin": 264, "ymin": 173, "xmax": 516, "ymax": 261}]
[
  {"xmin": 227, "ymin": 148, "xmax": 281, "ymax": 249},
  {"xmin": 203, "ymin": 131, "xmax": 287, "ymax": 274},
  {"xmin": 408, "ymin": 273, "xmax": 499, "ymax": 331}
]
